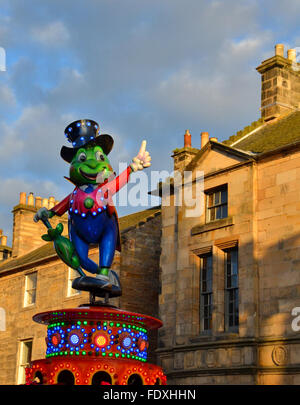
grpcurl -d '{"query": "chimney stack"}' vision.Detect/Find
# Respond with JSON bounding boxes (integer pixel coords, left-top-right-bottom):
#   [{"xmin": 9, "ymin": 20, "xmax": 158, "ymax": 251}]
[
  {"xmin": 201, "ymin": 132, "xmax": 209, "ymax": 148},
  {"xmin": 184, "ymin": 130, "xmax": 192, "ymax": 148},
  {"xmin": 0, "ymin": 233, "xmax": 11, "ymax": 261},
  {"xmin": 12, "ymin": 191, "xmax": 68, "ymax": 257},
  {"xmin": 256, "ymin": 43, "xmax": 300, "ymax": 121}
]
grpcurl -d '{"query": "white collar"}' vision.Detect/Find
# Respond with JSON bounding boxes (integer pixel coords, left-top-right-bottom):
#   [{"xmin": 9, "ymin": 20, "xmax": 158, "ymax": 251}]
[{"xmin": 79, "ymin": 184, "xmax": 98, "ymax": 191}]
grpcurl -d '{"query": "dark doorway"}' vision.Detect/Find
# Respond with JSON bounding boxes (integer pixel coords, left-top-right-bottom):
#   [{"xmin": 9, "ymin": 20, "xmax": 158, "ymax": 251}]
[
  {"xmin": 127, "ymin": 374, "xmax": 143, "ymax": 385},
  {"xmin": 57, "ymin": 370, "xmax": 75, "ymax": 385},
  {"xmin": 33, "ymin": 371, "xmax": 43, "ymax": 384},
  {"xmin": 91, "ymin": 371, "xmax": 112, "ymax": 385}
]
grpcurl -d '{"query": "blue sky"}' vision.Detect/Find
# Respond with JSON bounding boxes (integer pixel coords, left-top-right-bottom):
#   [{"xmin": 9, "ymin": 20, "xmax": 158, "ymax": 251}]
[{"xmin": 1, "ymin": 0, "xmax": 300, "ymax": 243}]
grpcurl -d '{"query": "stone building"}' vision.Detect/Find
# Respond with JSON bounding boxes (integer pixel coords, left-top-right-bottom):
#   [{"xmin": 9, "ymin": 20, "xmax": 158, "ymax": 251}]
[
  {"xmin": 0, "ymin": 192, "xmax": 161, "ymax": 385},
  {"xmin": 157, "ymin": 44, "xmax": 300, "ymax": 384}
]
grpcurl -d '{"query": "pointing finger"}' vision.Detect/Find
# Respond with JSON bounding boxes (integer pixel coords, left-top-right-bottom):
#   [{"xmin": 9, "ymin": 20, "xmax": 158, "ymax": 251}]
[{"xmin": 138, "ymin": 140, "xmax": 147, "ymax": 156}]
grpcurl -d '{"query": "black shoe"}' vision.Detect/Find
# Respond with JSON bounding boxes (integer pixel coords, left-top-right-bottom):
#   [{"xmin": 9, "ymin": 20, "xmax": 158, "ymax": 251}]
[{"xmin": 72, "ymin": 276, "xmax": 121, "ymax": 298}]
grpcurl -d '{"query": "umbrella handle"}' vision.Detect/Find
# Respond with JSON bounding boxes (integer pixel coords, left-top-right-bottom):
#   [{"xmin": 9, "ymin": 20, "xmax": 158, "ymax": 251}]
[
  {"xmin": 40, "ymin": 216, "xmax": 85, "ymax": 278},
  {"xmin": 41, "ymin": 218, "xmax": 52, "ymax": 229}
]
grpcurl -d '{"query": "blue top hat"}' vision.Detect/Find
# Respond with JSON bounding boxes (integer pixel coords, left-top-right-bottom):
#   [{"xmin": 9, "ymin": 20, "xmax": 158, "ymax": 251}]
[{"xmin": 60, "ymin": 119, "xmax": 114, "ymax": 163}]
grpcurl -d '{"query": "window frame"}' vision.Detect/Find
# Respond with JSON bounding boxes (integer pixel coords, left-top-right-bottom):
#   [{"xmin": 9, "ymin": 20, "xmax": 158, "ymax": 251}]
[
  {"xmin": 23, "ymin": 272, "xmax": 37, "ymax": 307},
  {"xmin": 17, "ymin": 339, "xmax": 33, "ymax": 385},
  {"xmin": 199, "ymin": 253, "xmax": 213, "ymax": 334},
  {"xmin": 205, "ymin": 184, "xmax": 228, "ymax": 223},
  {"xmin": 224, "ymin": 247, "xmax": 239, "ymax": 333},
  {"xmin": 66, "ymin": 267, "xmax": 81, "ymax": 297}
]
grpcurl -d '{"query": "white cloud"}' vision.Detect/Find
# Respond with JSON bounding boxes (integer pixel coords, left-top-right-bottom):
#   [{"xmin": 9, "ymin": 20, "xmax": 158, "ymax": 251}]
[
  {"xmin": 0, "ymin": 84, "xmax": 16, "ymax": 106},
  {"xmin": 31, "ymin": 20, "xmax": 70, "ymax": 46},
  {"xmin": 0, "ymin": 121, "xmax": 24, "ymax": 161}
]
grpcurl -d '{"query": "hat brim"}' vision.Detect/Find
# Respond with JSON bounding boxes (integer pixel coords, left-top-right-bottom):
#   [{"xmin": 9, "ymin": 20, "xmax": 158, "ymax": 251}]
[{"xmin": 60, "ymin": 134, "xmax": 114, "ymax": 163}]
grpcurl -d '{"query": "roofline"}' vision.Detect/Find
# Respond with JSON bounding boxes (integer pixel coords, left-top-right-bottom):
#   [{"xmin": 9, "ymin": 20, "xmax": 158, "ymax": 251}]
[{"xmin": 185, "ymin": 140, "xmax": 254, "ymax": 172}]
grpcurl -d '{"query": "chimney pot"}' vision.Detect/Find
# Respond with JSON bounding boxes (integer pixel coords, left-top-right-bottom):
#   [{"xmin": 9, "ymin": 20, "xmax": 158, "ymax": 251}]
[
  {"xmin": 201, "ymin": 132, "xmax": 209, "ymax": 148},
  {"xmin": 42, "ymin": 198, "xmax": 49, "ymax": 208},
  {"xmin": 1, "ymin": 235, "xmax": 7, "ymax": 246},
  {"xmin": 210, "ymin": 137, "xmax": 218, "ymax": 142},
  {"xmin": 287, "ymin": 48, "xmax": 297, "ymax": 62},
  {"xmin": 19, "ymin": 192, "xmax": 26, "ymax": 205},
  {"xmin": 35, "ymin": 196, "xmax": 42, "ymax": 209},
  {"xmin": 184, "ymin": 130, "xmax": 192, "ymax": 148},
  {"xmin": 275, "ymin": 43, "xmax": 284, "ymax": 57},
  {"xmin": 28, "ymin": 192, "xmax": 34, "ymax": 206},
  {"xmin": 48, "ymin": 196, "xmax": 55, "ymax": 209}
]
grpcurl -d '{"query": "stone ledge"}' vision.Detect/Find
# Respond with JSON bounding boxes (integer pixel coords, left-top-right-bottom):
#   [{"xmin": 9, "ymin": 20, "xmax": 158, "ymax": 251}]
[
  {"xmin": 166, "ymin": 365, "xmax": 257, "ymax": 378},
  {"xmin": 157, "ymin": 337, "xmax": 257, "ymax": 353},
  {"xmin": 191, "ymin": 216, "xmax": 234, "ymax": 236}
]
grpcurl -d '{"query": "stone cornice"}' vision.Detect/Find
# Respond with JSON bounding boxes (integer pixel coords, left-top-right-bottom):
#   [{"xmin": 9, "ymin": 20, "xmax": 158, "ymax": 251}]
[
  {"xmin": 191, "ymin": 216, "xmax": 234, "ymax": 236},
  {"xmin": 157, "ymin": 334, "xmax": 300, "ymax": 355}
]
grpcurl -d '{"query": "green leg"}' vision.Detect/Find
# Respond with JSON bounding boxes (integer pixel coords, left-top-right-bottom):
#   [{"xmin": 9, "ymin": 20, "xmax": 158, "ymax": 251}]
[{"xmin": 97, "ymin": 267, "xmax": 110, "ymax": 276}]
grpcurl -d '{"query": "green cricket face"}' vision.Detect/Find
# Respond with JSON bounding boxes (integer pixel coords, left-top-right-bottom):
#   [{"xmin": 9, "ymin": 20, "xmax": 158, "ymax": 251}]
[{"xmin": 69, "ymin": 145, "xmax": 114, "ymax": 186}]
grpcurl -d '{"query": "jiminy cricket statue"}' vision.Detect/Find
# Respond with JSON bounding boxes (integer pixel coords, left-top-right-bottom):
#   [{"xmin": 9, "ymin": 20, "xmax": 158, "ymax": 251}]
[{"xmin": 34, "ymin": 119, "xmax": 151, "ymax": 302}]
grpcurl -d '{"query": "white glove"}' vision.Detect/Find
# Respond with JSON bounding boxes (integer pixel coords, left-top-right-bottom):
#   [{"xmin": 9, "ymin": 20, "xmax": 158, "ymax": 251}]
[{"xmin": 130, "ymin": 140, "xmax": 152, "ymax": 172}]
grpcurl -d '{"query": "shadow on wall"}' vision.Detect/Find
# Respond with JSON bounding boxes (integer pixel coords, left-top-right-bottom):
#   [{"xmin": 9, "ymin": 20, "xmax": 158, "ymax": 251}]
[{"xmin": 158, "ymin": 226, "xmax": 300, "ymax": 385}]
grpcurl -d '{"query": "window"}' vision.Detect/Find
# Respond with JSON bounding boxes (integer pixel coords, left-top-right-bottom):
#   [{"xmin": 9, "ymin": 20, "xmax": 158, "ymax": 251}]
[
  {"xmin": 200, "ymin": 254, "xmax": 213, "ymax": 332},
  {"xmin": 17, "ymin": 339, "xmax": 33, "ymax": 384},
  {"xmin": 24, "ymin": 272, "xmax": 37, "ymax": 307},
  {"xmin": 67, "ymin": 267, "xmax": 81, "ymax": 297},
  {"xmin": 3, "ymin": 250, "xmax": 9, "ymax": 260},
  {"xmin": 225, "ymin": 247, "xmax": 239, "ymax": 331},
  {"xmin": 206, "ymin": 186, "xmax": 228, "ymax": 222}
]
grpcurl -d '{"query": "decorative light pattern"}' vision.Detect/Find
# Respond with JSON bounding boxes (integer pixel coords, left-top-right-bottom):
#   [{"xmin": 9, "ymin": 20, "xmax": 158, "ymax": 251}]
[
  {"xmin": 137, "ymin": 337, "xmax": 148, "ymax": 352},
  {"xmin": 46, "ymin": 324, "xmax": 65, "ymax": 356},
  {"xmin": 94, "ymin": 333, "xmax": 108, "ymax": 348},
  {"xmin": 122, "ymin": 337, "xmax": 131, "ymax": 348},
  {"xmin": 45, "ymin": 317, "xmax": 149, "ymax": 362},
  {"xmin": 51, "ymin": 333, "xmax": 61, "ymax": 347},
  {"xmin": 69, "ymin": 333, "xmax": 80, "ymax": 346}
]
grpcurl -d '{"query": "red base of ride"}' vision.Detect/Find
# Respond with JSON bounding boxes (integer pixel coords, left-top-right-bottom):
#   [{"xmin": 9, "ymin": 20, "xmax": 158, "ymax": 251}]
[{"xmin": 25, "ymin": 305, "xmax": 166, "ymax": 386}]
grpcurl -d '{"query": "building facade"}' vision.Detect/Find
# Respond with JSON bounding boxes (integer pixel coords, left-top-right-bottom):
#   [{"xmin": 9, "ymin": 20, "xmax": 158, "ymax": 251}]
[
  {"xmin": 0, "ymin": 192, "xmax": 161, "ymax": 385},
  {"xmin": 157, "ymin": 44, "xmax": 300, "ymax": 384}
]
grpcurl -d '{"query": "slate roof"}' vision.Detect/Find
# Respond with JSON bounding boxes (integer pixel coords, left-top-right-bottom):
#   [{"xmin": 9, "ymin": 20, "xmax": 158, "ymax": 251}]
[
  {"xmin": 0, "ymin": 206, "xmax": 161, "ymax": 274},
  {"xmin": 224, "ymin": 110, "xmax": 300, "ymax": 153}
]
